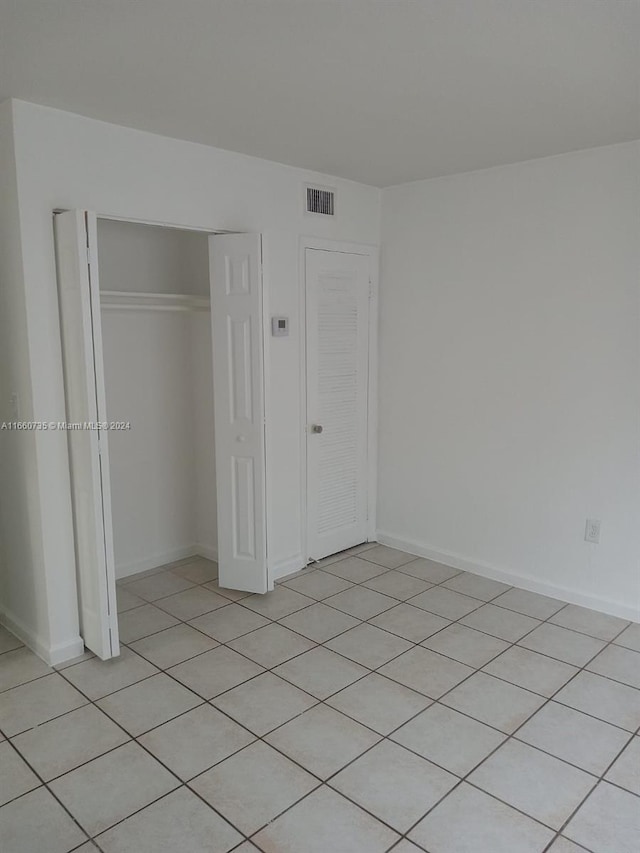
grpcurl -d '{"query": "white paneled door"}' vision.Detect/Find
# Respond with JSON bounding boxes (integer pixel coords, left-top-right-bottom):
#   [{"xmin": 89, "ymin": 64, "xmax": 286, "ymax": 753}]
[
  {"xmin": 209, "ymin": 234, "xmax": 268, "ymax": 593},
  {"xmin": 306, "ymin": 248, "xmax": 371, "ymax": 561},
  {"xmin": 55, "ymin": 210, "xmax": 119, "ymax": 660}
]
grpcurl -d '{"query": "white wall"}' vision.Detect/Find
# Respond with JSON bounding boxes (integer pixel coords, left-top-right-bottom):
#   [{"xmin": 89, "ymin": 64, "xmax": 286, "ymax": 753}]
[
  {"xmin": 2, "ymin": 98, "xmax": 380, "ymax": 661},
  {"xmin": 97, "ymin": 217, "xmax": 210, "ymax": 295},
  {"xmin": 192, "ymin": 310, "xmax": 217, "ymax": 560},
  {"xmin": 0, "ymin": 100, "xmax": 67, "ymax": 661},
  {"xmin": 379, "ymin": 142, "xmax": 640, "ymax": 620},
  {"xmin": 101, "ymin": 310, "xmax": 213, "ymax": 577},
  {"xmin": 97, "ymin": 219, "xmax": 215, "ymax": 577}
]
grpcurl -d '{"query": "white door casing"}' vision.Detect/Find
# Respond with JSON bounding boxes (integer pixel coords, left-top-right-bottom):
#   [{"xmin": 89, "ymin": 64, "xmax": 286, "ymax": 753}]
[
  {"xmin": 209, "ymin": 233, "xmax": 268, "ymax": 593},
  {"xmin": 55, "ymin": 210, "xmax": 119, "ymax": 660},
  {"xmin": 305, "ymin": 248, "xmax": 371, "ymax": 561}
]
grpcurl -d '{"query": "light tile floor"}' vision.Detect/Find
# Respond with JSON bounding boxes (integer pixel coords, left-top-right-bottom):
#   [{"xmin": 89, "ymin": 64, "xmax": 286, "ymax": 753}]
[{"xmin": 0, "ymin": 546, "xmax": 639, "ymax": 852}]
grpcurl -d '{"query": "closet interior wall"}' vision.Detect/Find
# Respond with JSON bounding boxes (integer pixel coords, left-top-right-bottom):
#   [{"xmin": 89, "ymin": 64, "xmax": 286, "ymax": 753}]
[{"xmin": 96, "ymin": 219, "xmax": 216, "ymax": 579}]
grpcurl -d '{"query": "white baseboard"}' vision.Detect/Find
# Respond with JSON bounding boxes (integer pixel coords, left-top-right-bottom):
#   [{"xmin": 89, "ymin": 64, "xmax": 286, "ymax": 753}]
[
  {"xmin": 194, "ymin": 543, "xmax": 218, "ymax": 563},
  {"xmin": 116, "ymin": 545, "xmax": 200, "ymax": 579},
  {"xmin": 2, "ymin": 545, "xmax": 220, "ymax": 665},
  {"xmin": 376, "ymin": 530, "xmax": 640, "ymax": 624},
  {"xmin": 270, "ymin": 553, "xmax": 306, "ymax": 585},
  {"xmin": 47, "ymin": 636, "xmax": 86, "ymax": 666},
  {"xmin": 117, "ymin": 543, "xmax": 219, "ymax": 580},
  {"xmin": 0, "ymin": 604, "xmax": 84, "ymax": 666}
]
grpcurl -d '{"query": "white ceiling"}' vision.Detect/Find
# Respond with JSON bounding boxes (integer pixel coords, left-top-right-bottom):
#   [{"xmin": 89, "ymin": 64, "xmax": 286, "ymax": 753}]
[{"xmin": 1, "ymin": 0, "xmax": 638, "ymax": 187}]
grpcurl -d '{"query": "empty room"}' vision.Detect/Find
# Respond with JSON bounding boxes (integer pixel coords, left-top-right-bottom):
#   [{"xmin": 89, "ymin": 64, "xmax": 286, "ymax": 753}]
[{"xmin": 0, "ymin": 2, "xmax": 638, "ymax": 852}]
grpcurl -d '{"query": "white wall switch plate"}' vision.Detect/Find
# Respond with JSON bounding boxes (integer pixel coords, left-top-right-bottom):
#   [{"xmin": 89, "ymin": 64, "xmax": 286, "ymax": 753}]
[{"xmin": 585, "ymin": 518, "xmax": 601, "ymax": 544}]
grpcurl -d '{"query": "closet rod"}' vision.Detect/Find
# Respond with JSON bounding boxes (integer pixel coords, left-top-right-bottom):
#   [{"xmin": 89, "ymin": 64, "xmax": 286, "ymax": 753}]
[
  {"xmin": 100, "ymin": 291, "xmax": 210, "ymax": 312},
  {"xmin": 101, "ymin": 304, "xmax": 211, "ymax": 313}
]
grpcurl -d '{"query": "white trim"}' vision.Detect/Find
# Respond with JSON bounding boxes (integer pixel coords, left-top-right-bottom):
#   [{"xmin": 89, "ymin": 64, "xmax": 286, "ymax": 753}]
[
  {"xmin": 194, "ymin": 543, "xmax": 218, "ymax": 563},
  {"xmin": 299, "ymin": 237, "xmax": 379, "ymax": 566},
  {"xmin": 116, "ymin": 545, "xmax": 201, "ymax": 579},
  {"xmin": 100, "ymin": 291, "xmax": 210, "ymax": 312},
  {"xmin": 46, "ymin": 637, "xmax": 86, "ymax": 667},
  {"xmin": 96, "ymin": 212, "xmax": 230, "ymax": 234},
  {"xmin": 0, "ymin": 606, "xmax": 84, "ymax": 666},
  {"xmin": 366, "ymin": 250, "xmax": 379, "ymax": 541},
  {"xmin": 301, "ymin": 237, "xmax": 375, "ymax": 256},
  {"xmin": 87, "ymin": 210, "xmax": 120, "ymax": 657},
  {"xmin": 260, "ymin": 236, "xmax": 273, "ymax": 590},
  {"xmin": 54, "ymin": 210, "xmax": 232, "ymax": 234},
  {"xmin": 116, "ymin": 543, "xmax": 219, "ymax": 580},
  {"xmin": 298, "ymin": 242, "xmax": 309, "ymax": 567},
  {"xmin": 270, "ymin": 553, "xmax": 307, "ymax": 583},
  {"xmin": 376, "ymin": 530, "xmax": 640, "ymax": 624}
]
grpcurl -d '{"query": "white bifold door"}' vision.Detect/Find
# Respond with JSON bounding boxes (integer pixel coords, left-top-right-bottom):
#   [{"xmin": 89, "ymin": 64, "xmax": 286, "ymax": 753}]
[
  {"xmin": 306, "ymin": 248, "xmax": 371, "ymax": 561},
  {"xmin": 55, "ymin": 212, "xmax": 268, "ymax": 660},
  {"xmin": 209, "ymin": 234, "xmax": 268, "ymax": 593},
  {"xmin": 55, "ymin": 210, "xmax": 119, "ymax": 660}
]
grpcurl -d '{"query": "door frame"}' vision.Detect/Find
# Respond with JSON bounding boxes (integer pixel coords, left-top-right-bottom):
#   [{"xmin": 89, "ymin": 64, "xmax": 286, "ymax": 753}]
[{"xmin": 299, "ymin": 237, "xmax": 379, "ymax": 566}]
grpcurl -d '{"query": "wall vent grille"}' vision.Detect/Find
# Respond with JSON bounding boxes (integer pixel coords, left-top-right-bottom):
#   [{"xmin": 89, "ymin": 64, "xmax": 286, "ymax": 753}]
[{"xmin": 306, "ymin": 186, "xmax": 335, "ymax": 216}]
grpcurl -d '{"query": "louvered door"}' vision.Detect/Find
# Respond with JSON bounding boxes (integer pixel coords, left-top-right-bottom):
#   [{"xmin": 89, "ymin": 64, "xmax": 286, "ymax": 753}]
[{"xmin": 306, "ymin": 248, "xmax": 370, "ymax": 561}]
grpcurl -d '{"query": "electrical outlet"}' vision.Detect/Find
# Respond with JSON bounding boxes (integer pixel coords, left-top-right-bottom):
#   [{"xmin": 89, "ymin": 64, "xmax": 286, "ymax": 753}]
[{"xmin": 585, "ymin": 519, "xmax": 601, "ymax": 544}]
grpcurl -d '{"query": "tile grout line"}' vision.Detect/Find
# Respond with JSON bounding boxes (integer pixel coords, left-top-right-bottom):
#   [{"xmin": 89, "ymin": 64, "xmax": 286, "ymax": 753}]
[
  {"xmin": 290, "ymin": 563, "xmax": 638, "ymax": 848},
  {"xmin": 161, "ymin": 557, "xmax": 638, "ymax": 847},
  {"xmin": 46, "ymin": 557, "xmax": 406, "ymax": 848},
  {"xmin": 116, "ymin": 550, "xmax": 630, "ymax": 699},
  {"xmin": 56, "ymin": 562, "xmax": 640, "ymax": 852},
  {"xmin": 126, "ymin": 583, "xmax": 639, "ymax": 850},
  {"xmin": 0, "ymin": 728, "xmax": 95, "ymax": 848},
  {"xmin": 534, "ymin": 615, "xmax": 640, "ymax": 853},
  {"xmin": 430, "ymin": 612, "xmax": 637, "ymax": 853},
  {"xmin": 5, "ymin": 555, "xmax": 638, "ymax": 844},
  {"xmin": 1, "ymin": 561, "xmax": 270, "ymax": 848},
  {"xmin": 50, "ymin": 664, "xmax": 257, "ymax": 851},
  {"xmin": 453, "ymin": 611, "xmax": 637, "ymax": 844},
  {"xmin": 311, "ymin": 584, "xmax": 600, "ymax": 845},
  {"xmin": 54, "ymin": 554, "xmax": 504, "ymax": 847},
  {"xmin": 289, "ymin": 563, "xmax": 639, "ymax": 742},
  {"xmin": 3, "ymin": 590, "xmax": 638, "ymax": 764},
  {"xmin": 1, "ymin": 547, "xmax": 638, "ymax": 852},
  {"xmin": 0, "ymin": 558, "xmax": 524, "ymax": 837}
]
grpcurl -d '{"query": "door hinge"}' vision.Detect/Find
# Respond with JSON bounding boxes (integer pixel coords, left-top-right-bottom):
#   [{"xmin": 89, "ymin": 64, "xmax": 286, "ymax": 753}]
[{"xmin": 368, "ymin": 279, "xmax": 374, "ymax": 299}]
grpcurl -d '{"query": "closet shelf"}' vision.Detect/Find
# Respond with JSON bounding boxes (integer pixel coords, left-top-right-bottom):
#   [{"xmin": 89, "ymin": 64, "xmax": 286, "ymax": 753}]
[{"xmin": 100, "ymin": 290, "xmax": 210, "ymax": 312}]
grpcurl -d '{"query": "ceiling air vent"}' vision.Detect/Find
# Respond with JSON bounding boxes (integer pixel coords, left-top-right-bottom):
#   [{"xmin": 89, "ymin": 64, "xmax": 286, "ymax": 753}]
[{"xmin": 306, "ymin": 185, "xmax": 335, "ymax": 217}]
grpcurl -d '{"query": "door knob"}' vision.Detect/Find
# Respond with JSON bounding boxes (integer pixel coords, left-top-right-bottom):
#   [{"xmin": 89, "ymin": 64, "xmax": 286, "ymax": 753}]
[{"xmin": 310, "ymin": 424, "xmax": 323, "ymax": 434}]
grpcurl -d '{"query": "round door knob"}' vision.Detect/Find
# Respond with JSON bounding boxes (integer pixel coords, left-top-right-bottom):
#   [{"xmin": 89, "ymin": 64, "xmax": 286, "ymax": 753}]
[
  {"xmin": 236, "ymin": 435, "xmax": 247, "ymax": 443},
  {"xmin": 310, "ymin": 424, "xmax": 323, "ymax": 434}
]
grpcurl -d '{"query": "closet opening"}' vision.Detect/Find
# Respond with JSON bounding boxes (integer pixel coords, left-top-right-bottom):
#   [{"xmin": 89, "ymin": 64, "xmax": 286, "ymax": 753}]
[
  {"xmin": 98, "ymin": 219, "xmax": 222, "ymax": 645},
  {"xmin": 97, "ymin": 219, "xmax": 217, "ymax": 584},
  {"xmin": 55, "ymin": 210, "xmax": 269, "ymax": 660}
]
